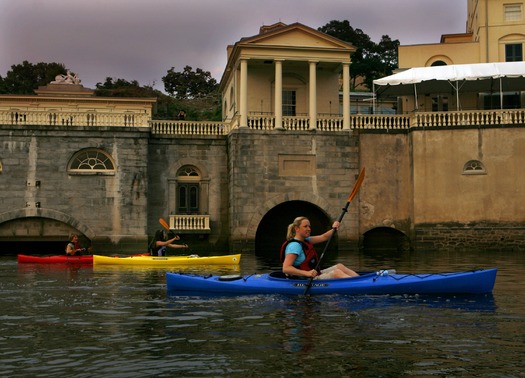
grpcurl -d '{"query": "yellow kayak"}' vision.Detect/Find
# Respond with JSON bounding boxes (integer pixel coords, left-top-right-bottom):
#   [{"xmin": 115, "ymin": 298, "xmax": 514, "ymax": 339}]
[{"xmin": 93, "ymin": 254, "xmax": 241, "ymax": 266}]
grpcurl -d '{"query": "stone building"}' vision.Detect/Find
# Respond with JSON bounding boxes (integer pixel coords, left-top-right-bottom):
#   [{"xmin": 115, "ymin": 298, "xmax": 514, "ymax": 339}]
[{"xmin": 1, "ymin": 16, "xmax": 525, "ymax": 256}]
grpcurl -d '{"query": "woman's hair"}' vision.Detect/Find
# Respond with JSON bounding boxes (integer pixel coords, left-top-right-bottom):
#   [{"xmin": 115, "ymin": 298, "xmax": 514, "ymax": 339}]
[
  {"xmin": 69, "ymin": 233, "xmax": 78, "ymax": 241},
  {"xmin": 287, "ymin": 216, "xmax": 309, "ymax": 239}
]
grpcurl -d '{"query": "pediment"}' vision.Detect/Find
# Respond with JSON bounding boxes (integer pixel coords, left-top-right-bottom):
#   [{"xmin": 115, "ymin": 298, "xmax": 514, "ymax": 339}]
[{"xmin": 239, "ymin": 23, "xmax": 354, "ymax": 51}]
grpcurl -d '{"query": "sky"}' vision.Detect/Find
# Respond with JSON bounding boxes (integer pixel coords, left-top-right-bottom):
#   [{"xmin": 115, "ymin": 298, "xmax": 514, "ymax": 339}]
[{"xmin": 1, "ymin": 0, "xmax": 467, "ymax": 91}]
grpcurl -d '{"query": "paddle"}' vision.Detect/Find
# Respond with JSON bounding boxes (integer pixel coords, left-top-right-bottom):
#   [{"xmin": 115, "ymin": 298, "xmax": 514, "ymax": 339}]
[
  {"xmin": 303, "ymin": 167, "xmax": 365, "ymax": 295},
  {"xmin": 159, "ymin": 218, "xmax": 170, "ymax": 231}
]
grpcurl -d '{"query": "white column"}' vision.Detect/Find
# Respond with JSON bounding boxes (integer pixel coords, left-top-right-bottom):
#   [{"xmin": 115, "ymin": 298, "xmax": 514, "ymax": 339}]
[
  {"xmin": 240, "ymin": 59, "xmax": 248, "ymax": 128},
  {"xmin": 309, "ymin": 60, "xmax": 318, "ymax": 130},
  {"xmin": 342, "ymin": 62, "xmax": 350, "ymax": 130},
  {"xmin": 274, "ymin": 59, "xmax": 283, "ymax": 129}
]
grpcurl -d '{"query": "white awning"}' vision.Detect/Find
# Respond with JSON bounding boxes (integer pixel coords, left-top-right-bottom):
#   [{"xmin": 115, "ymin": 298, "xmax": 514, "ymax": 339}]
[{"xmin": 372, "ymin": 62, "xmax": 525, "ymax": 110}]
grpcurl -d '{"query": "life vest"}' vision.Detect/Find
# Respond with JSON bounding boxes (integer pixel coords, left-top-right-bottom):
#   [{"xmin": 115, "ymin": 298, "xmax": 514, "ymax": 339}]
[{"xmin": 280, "ymin": 239, "xmax": 319, "ymax": 272}]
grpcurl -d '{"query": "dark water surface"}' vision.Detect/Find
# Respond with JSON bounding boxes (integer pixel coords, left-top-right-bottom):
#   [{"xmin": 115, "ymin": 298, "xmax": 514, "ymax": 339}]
[{"xmin": 1, "ymin": 249, "xmax": 524, "ymax": 377}]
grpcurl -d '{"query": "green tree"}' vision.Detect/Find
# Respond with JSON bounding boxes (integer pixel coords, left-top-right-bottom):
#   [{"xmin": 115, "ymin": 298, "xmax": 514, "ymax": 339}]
[
  {"xmin": 0, "ymin": 61, "xmax": 68, "ymax": 94},
  {"xmin": 318, "ymin": 20, "xmax": 399, "ymax": 90},
  {"xmin": 162, "ymin": 65, "xmax": 218, "ymax": 100},
  {"xmin": 95, "ymin": 77, "xmax": 163, "ymax": 98}
]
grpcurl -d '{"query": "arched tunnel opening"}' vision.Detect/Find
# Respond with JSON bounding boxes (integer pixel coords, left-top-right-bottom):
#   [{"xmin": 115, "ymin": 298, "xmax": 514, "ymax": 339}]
[
  {"xmin": 361, "ymin": 227, "xmax": 412, "ymax": 254},
  {"xmin": 254, "ymin": 200, "xmax": 338, "ymax": 269},
  {"xmin": 0, "ymin": 217, "xmax": 90, "ymax": 256}
]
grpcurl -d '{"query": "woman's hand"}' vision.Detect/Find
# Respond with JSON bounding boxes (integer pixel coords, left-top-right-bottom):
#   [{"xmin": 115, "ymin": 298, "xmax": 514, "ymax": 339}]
[{"xmin": 307, "ymin": 269, "xmax": 317, "ymax": 278}]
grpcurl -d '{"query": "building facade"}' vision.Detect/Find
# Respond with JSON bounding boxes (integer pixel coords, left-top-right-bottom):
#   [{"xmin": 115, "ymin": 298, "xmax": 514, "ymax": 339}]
[
  {"xmin": 1, "ymin": 19, "xmax": 525, "ymax": 256},
  {"xmin": 399, "ymin": 0, "xmax": 525, "ymax": 67}
]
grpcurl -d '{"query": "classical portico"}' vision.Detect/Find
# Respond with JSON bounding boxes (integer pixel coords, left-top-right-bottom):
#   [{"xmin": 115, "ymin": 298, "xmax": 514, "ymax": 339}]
[{"xmin": 221, "ymin": 22, "xmax": 355, "ymax": 131}]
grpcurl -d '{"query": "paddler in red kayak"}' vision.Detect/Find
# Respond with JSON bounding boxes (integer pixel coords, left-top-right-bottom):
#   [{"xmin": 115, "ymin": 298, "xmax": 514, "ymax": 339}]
[{"xmin": 65, "ymin": 234, "xmax": 87, "ymax": 255}]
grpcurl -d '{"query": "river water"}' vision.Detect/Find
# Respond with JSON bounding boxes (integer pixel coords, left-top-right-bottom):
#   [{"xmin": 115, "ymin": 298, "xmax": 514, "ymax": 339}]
[{"xmin": 1, "ymin": 248, "xmax": 524, "ymax": 377}]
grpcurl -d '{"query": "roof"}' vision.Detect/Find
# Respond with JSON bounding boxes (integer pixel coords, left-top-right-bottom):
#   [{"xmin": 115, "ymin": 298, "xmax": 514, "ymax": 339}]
[{"xmin": 373, "ymin": 62, "xmax": 525, "ymax": 96}]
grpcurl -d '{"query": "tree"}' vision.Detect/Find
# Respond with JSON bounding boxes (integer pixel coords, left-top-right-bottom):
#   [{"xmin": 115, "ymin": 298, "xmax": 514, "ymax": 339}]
[
  {"xmin": 162, "ymin": 65, "xmax": 218, "ymax": 100},
  {"xmin": 95, "ymin": 77, "xmax": 163, "ymax": 98},
  {"xmin": 318, "ymin": 20, "xmax": 399, "ymax": 90},
  {"xmin": 0, "ymin": 61, "xmax": 68, "ymax": 94}
]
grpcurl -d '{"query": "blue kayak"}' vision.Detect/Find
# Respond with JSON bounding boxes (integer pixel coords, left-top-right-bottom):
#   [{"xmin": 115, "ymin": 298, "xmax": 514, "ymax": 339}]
[{"xmin": 166, "ymin": 268, "xmax": 497, "ymax": 296}]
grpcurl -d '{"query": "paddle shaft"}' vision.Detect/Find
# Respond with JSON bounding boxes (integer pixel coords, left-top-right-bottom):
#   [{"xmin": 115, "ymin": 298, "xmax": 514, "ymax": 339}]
[{"xmin": 303, "ymin": 168, "xmax": 365, "ymax": 295}]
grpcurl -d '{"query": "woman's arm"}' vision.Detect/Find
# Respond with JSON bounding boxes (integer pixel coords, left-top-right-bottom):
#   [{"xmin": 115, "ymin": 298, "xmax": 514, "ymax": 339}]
[
  {"xmin": 155, "ymin": 235, "xmax": 179, "ymax": 247},
  {"xmin": 309, "ymin": 221, "xmax": 340, "ymax": 244},
  {"xmin": 282, "ymin": 254, "xmax": 317, "ymax": 278}
]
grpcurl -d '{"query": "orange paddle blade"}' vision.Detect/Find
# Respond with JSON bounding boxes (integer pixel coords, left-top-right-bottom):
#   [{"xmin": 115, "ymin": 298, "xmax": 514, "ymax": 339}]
[
  {"xmin": 159, "ymin": 218, "xmax": 170, "ymax": 231},
  {"xmin": 346, "ymin": 167, "xmax": 365, "ymax": 203}
]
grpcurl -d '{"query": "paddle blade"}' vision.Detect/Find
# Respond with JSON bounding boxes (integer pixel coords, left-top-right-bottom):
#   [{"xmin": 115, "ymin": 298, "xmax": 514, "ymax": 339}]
[
  {"xmin": 347, "ymin": 167, "xmax": 365, "ymax": 203},
  {"xmin": 159, "ymin": 218, "xmax": 170, "ymax": 231}
]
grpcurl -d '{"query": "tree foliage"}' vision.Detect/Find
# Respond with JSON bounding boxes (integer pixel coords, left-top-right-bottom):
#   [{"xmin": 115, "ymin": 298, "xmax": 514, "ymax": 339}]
[
  {"xmin": 0, "ymin": 61, "xmax": 67, "ymax": 94},
  {"xmin": 95, "ymin": 76, "xmax": 220, "ymax": 121},
  {"xmin": 95, "ymin": 77, "xmax": 163, "ymax": 98},
  {"xmin": 318, "ymin": 20, "xmax": 399, "ymax": 90},
  {"xmin": 162, "ymin": 65, "xmax": 218, "ymax": 100}
]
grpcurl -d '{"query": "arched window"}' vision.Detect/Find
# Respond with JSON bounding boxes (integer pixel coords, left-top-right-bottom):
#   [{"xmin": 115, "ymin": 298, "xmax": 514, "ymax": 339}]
[
  {"xmin": 431, "ymin": 60, "xmax": 447, "ymax": 66},
  {"xmin": 68, "ymin": 149, "xmax": 116, "ymax": 175},
  {"xmin": 176, "ymin": 165, "xmax": 200, "ymax": 214},
  {"xmin": 462, "ymin": 160, "xmax": 486, "ymax": 175}
]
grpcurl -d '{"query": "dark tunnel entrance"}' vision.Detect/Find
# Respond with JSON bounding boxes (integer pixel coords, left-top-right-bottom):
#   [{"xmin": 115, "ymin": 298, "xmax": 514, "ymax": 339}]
[
  {"xmin": 361, "ymin": 227, "xmax": 412, "ymax": 254},
  {"xmin": 254, "ymin": 200, "xmax": 337, "ymax": 269}
]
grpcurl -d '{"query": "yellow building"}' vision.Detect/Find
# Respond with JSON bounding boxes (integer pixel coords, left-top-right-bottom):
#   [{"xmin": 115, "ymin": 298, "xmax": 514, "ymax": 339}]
[
  {"xmin": 383, "ymin": 0, "xmax": 525, "ymax": 113},
  {"xmin": 399, "ymin": 0, "xmax": 524, "ymax": 67}
]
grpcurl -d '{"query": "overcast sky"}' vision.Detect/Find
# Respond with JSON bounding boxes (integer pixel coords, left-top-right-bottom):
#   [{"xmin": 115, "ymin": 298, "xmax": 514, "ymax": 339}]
[{"xmin": 1, "ymin": 0, "xmax": 467, "ymax": 91}]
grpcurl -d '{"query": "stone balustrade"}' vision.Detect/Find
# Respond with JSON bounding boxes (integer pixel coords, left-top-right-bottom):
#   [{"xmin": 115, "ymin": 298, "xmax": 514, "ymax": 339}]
[
  {"xmin": 150, "ymin": 120, "xmax": 228, "ymax": 135},
  {"xmin": 169, "ymin": 215, "xmax": 211, "ymax": 233},
  {"xmin": 3, "ymin": 109, "xmax": 524, "ymax": 135},
  {"xmin": 0, "ymin": 110, "xmax": 150, "ymax": 127}
]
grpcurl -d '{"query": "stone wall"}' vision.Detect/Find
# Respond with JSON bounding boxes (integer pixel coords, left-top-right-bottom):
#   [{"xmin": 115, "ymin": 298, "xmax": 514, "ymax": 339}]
[
  {"xmin": 0, "ymin": 125, "xmax": 150, "ymax": 253},
  {"xmin": 227, "ymin": 128, "xmax": 361, "ymax": 244},
  {"xmin": 147, "ymin": 134, "xmax": 229, "ymax": 248},
  {"xmin": 415, "ymin": 222, "xmax": 525, "ymax": 252}
]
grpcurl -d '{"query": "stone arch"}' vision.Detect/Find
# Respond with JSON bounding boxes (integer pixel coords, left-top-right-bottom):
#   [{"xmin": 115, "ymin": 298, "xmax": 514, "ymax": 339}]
[
  {"xmin": 253, "ymin": 199, "xmax": 337, "ymax": 267},
  {"xmin": 168, "ymin": 158, "xmax": 210, "ymax": 216},
  {"xmin": 170, "ymin": 158, "xmax": 209, "ymax": 179},
  {"xmin": 361, "ymin": 226, "xmax": 412, "ymax": 253},
  {"xmin": 425, "ymin": 55, "xmax": 453, "ymax": 66},
  {"xmin": 498, "ymin": 33, "xmax": 525, "ymax": 42},
  {"xmin": 245, "ymin": 192, "xmax": 331, "ymax": 241},
  {"xmin": 0, "ymin": 208, "xmax": 96, "ymax": 239}
]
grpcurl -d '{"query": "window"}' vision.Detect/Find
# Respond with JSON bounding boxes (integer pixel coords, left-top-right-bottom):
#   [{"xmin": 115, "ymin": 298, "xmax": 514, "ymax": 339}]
[
  {"xmin": 481, "ymin": 92, "xmax": 521, "ymax": 109},
  {"xmin": 463, "ymin": 160, "xmax": 486, "ymax": 175},
  {"xmin": 506, "ymin": 43, "xmax": 523, "ymax": 61},
  {"xmin": 504, "ymin": 4, "xmax": 522, "ymax": 21},
  {"xmin": 282, "ymin": 90, "xmax": 296, "ymax": 116},
  {"xmin": 68, "ymin": 149, "xmax": 115, "ymax": 175},
  {"xmin": 431, "ymin": 60, "xmax": 447, "ymax": 66},
  {"xmin": 176, "ymin": 166, "xmax": 200, "ymax": 214},
  {"xmin": 432, "ymin": 96, "xmax": 449, "ymax": 112}
]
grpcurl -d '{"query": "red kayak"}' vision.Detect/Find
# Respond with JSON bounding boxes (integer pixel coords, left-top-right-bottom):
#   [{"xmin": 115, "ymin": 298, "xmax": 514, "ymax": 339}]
[{"xmin": 17, "ymin": 254, "xmax": 94, "ymax": 264}]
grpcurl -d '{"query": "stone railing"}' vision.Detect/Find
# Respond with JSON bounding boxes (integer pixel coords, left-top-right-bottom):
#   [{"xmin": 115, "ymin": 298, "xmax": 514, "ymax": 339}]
[
  {"xmin": 247, "ymin": 114, "xmax": 344, "ymax": 131},
  {"xmin": 0, "ymin": 110, "xmax": 150, "ymax": 127},
  {"xmin": 413, "ymin": 109, "xmax": 525, "ymax": 127},
  {"xmin": 169, "ymin": 215, "xmax": 211, "ymax": 233},
  {"xmin": 3, "ymin": 108, "xmax": 524, "ymax": 134},
  {"xmin": 351, "ymin": 114, "xmax": 411, "ymax": 130},
  {"xmin": 150, "ymin": 120, "xmax": 228, "ymax": 135}
]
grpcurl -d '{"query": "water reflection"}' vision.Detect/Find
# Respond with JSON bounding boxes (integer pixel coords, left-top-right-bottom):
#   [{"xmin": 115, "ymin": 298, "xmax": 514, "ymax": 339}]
[{"xmin": 1, "ymin": 248, "xmax": 524, "ymax": 377}]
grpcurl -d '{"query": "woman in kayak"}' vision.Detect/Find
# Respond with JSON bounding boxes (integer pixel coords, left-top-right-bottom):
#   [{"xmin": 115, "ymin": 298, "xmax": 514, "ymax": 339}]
[
  {"xmin": 65, "ymin": 234, "xmax": 86, "ymax": 255},
  {"xmin": 281, "ymin": 216, "xmax": 359, "ymax": 279}
]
